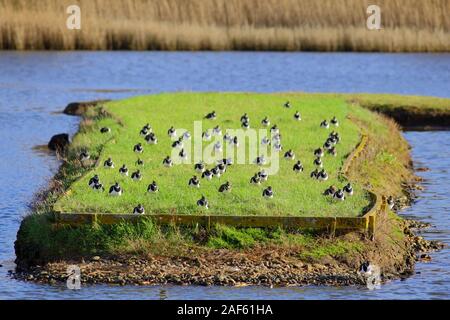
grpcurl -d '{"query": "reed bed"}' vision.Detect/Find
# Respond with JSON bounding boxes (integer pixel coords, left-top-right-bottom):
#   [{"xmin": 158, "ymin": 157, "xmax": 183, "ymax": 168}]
[{"xmin": 1, "ymin": 0, "xmax": 449, "ymax": 51}]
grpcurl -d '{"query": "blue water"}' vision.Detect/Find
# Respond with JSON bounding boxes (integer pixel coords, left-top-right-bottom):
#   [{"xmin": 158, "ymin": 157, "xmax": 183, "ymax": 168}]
[{"xmin": 0, "ymin": 52, "xmax": 449, "ymax": 299}]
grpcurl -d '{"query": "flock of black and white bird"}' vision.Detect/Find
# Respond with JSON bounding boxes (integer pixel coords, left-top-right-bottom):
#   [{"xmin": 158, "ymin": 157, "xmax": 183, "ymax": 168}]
[{"xmin": 84, "ymin": 101, "xmax": 359, "ymax": 214}]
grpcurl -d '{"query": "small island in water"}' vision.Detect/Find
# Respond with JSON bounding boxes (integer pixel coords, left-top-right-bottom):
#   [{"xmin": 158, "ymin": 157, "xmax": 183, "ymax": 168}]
[{"xmin": 14, "ymin": 92, "xmax": 449, "ymax": 286}]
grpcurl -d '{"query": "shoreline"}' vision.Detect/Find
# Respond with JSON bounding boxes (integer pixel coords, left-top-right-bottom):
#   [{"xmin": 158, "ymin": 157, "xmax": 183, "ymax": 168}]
[{"xmin": 13, "ymin": 93, "xmax": 448, "ymax": 287}]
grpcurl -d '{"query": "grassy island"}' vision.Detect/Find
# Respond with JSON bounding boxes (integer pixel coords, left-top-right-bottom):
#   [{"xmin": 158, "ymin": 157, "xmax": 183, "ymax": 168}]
[{"xmin": 14, "ymin": 92, "xmax": 449, "ymax": 287}]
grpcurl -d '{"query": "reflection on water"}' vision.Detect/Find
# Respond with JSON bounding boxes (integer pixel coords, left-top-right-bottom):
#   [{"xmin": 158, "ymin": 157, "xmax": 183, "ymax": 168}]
[{"xmin": 0, "ymin": 52, "xmax": 449, "ymax": 299}]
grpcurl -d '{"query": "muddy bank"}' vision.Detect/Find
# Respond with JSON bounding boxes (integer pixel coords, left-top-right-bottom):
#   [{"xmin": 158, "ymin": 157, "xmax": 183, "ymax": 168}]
[
  {"xmin": 63, "ymin": 100, "xmax": 111, "ymax": 116},
  {"xmin": 368, "ymin": 107, "xmax": 450, "ymax": 129},
  {"xmin": 12, "ymin": 220, "xmax": 443, "ymax": 287}
]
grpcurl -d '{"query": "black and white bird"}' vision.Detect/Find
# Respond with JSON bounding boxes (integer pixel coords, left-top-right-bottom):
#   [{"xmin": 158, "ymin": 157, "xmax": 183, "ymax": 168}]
[
  {"xmin": 331, "ymin": 116, "xmax": 339, "ymax": 127},
  {"xmin": 212, "ymin": 125, "xmax": 222, "ymax": 136},
  {"xmin": 359, "ymin": 261, "xmax": 373, "ymax": 275},
  {"xmin": 313, "ymin": 157, "xmax": 323, "ymax": 168},
  {"xmin": 133, "ymin": 204, "xmax": 145, "ymax": 215},
  {"xmin": 261, "ymin": 136, "xmax": 271, "ymax": 145},
  {"xmin": 140, "ymin": 124, "xmax": 152, "ymax": 137},
  {"xmin": 217, "ymin": 163, "xmax": 227, "ymax": 174},
  {"xmin": 109, "ymin": 182, "xmax": 122, "ymax": 196},
  {"xmin": 179, "ymin": 148, "xmax": 188, "ymax": 160},
  {"xmin": 223, "ymin": 133, "xmax": 232, "ymax": 143},
  {"xmin": 219, "ymin": 181, "xmax": 232, "ymax": 193},
  {"xmin": 387, "ymin": 196, "xmax": 395, "ymax": 210},
  {"xmin": 218, "ymin": 158, "xmax": 233, "ymax": 166},
  {"xmin": 258, "ymin": 170, "xmax": 269, "ymax": 182},
  {"xmin": 310, "ymin": 168, "xmax": 319, "ymax": 179},
  {"xmin": 262, "ymin": 186, "xmax": 274, "ymax": 198},
  {"xmin": 92, "ymin": 182, "xmax": 104, "ymax": 192},
  {"xmin": 323, "ymin": 140, "xmax": 333, "ymax": 150},
  {"xmin": 261, "ymin": 117, "xmax": 270, "ymax": 127},
  {"xmin": 294, "ymin": 111, "xmax": 301, "ymax": 121},
  {"xmin": 131, "ymin": 170, "xmax": 142, "ymax": 181},
  {"xmin": 163, "ymin": 156, "xmax": 173, "ymax": 167},
  {"xmin": 314, "ymin": 148, "xmax": 324, "ymax": 158},
  {"xmin": 328, "ymin": 135, "xmax": 338, "ymax": 145},
  {"xmin": 183, "ymin": 131, "xmax": 191, "ymax": 140},
  {"xmin": 167, "ymin": 126, "xmax": 176, "ymax": 138},
  {"xmin": 211, "ymin": 166, "xmax": 221, "ymax": 178},
  {"xmin": 100, "ymin": 127, "xmax": 111, "ymax": 133},
  {"xmin": 104, "ymin": 157, "xmax": 114, "ymax": 169},
  {"xmin": 79, "ymin": 151, "xmax": 90, "ymax": 161},
  {"xmin": 119, "ymin": 164, "xmax": 129, "ymax": 176},
  {"xmin": 147, "ymin": 181, "xmax": 159, "ymax": 193},
  {"xmin": 88, "ymin": 174, "xmax": 100, "ymax": 188},
  {"xmin": 320, "ymin": 120, "xmax": 329, "ymax": 129},
  {"xmin": 188, "ymin": 176, "xmax": 200, "ymax": 188},
  {"xmin": 284, "ymin": 101, "xmax": 291, "ymax": 108},
  {"xmin": 272, "ymin": 133, "xmax": 281, "ymax": 142},
  {"xmin": 202, "ymin": 130, "xmax": 212, "ymax": 141},
  {"xmin": 254, "ymin": 155, "xmax": 266, "ymax": 166},
  {"xmin": 323, "ymin": 185, "xmax": 337, "ymax": 196},
  {"xmin": 328, "ymin": 147, "xmax": 337, "ymax": 157},
  {"xmin": 240, "ymin": 113, "xmax": 249, "ymax": 123},
  {"xmin": 202, "ymin": 169, "xmax": 213, "ymax": 180},
  {"xmin": 270, "ymin": 124, "xmax": 279, "ymax": 134},
  {"xmin": 293, "ymin": 161, "xmax": 304, "ymax": 173},
  {"xmin": 136, "ymin": 158, "xmax": 144, "ymax": 166},
  {"xmin": 145, "ymin": 132, "xmax": 158, "ymax": 144},
  {"xmin": 197, "ymin": 195, "xmax": 209, "ymax": 209},
  {"xmin": 330, "ymin": 131, "xmax": 340, "ymax": 143},
  {"xmin": 250, "ymin": 173, "xmax": 261, "ymax": 185},
  {"xmin": 194, "ymin": 161, "xmax": 206, "ymax": 173},
  {"xmin": 284, "ymin": 149, "xmax": 295, "ymax": 160},
  {"xmin": 232, "ymin": 136, "xmax": 239, "ymax": 147},
  {"xmin": 317, "ymin": 169, "xmax": 329, "ymax": 181},
  {"xmin": 273, "ymin": 142, "xmax": 283, "ymax": 152},
  {"xmin": 172, "ymin": 137, "xmax": 184, "ymax": 149},
  {"xmin": 333, "ymin": 189, "xmax": 345, "ymax": 201},
  {"xmin": 343, "ymin": 183, "xmax": 353, "ymax": 196},
  {"xmin": 241, "ymin": 120, "xmax": 250, "ymax": 129},
  {"xmin": 133, "ymin": 143, "xmax": 144, "ymax": 153},
  {"xmin": 205, "ymin": 111, "xmax": 217, "ymax": 120},
  {"xmin": 214, "ymin": 141, "xmax": 222, "ymax": 152}
]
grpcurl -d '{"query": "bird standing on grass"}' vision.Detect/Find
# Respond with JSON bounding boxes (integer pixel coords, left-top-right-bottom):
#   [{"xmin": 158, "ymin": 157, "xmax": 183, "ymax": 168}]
[
  {"xmin": 119, "ymin": 164, "xmax": 129, "ymax": 176},
  {"xmin": 133, "ymin": 143, "xmax": 143, "ymax": 153},
  {"xmin": 147, "ymin": 181, "xmax": 159, "ymax": 193},
  {"xmin": 188, "ymin": 176, "xmax": 200, "ymax": 188},
  {"xmin": 205, "ymin": 111, "xmax": 217, "ymax": 120},
  {"xmin": 104, "ymin": 157, "xmax": 114, "ymax": 169},
  {"xmin": 131, "ymin": 170, "xmax": 142, "ymax": 181},
  {"xmin": 219, "ymin": 181, "xmax": 232, "ymax": 193},
  {"xmin": 343, "ymin": 183, "xmax": 353, "ymax": 196},
  {"xmin": 197, "ymin": 196, "xmax": 209, "ymax": 209},
  {"xmin": 163, "ymin": 156, "xmax": 173, "ymax": 167},
  {"xmin": 88, "ymin": 174, "xmax": 100, "ymax": 188},
  {"xmin": 293, "ymin": 161, "xmax": 304, "ymax": 173},
  {"xmin": 109, "ymin": 182, "xmax": 122, "ymax": 196},
  {"xmin": 133, "ymin": 204, "xmax": 145, "ymax": 215},
  {"xmin": 262, "ymin": 186, "xmax": 274, "ymax": 199}
]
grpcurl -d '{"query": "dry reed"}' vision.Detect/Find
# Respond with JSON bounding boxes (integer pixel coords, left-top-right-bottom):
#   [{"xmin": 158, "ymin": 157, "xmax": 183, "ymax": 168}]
[{"xmin": 0, "ymin": 0, "xmax": 448, "ymax": 51}]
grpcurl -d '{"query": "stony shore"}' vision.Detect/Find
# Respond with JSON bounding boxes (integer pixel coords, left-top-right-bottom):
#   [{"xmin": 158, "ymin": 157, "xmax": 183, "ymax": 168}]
[{"xmin": 12, "ymin": 219, "xmax": 444, "ymax": 287}]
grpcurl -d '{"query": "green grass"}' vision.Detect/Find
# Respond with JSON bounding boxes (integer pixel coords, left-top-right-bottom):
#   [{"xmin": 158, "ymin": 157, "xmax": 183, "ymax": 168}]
[{"xmin": 55, "ymin": 93, "xmax": 373, "ymax": 217}]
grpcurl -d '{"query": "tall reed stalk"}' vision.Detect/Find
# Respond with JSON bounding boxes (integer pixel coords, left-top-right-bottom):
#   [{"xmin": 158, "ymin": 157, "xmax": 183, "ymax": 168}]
[{"xmin": 0, "ymin": 0, "xmax": 448, "ymax": 51}]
